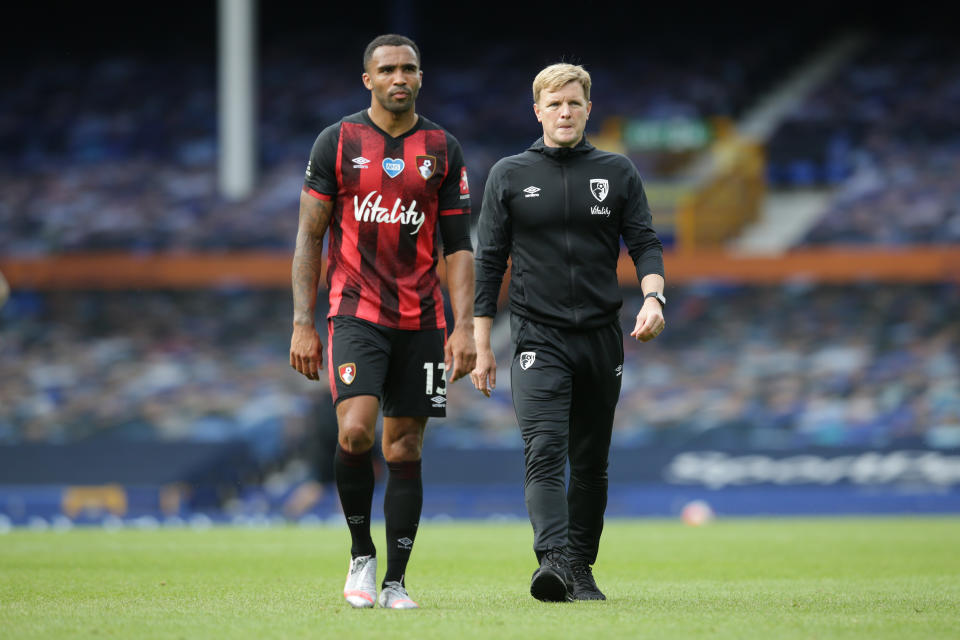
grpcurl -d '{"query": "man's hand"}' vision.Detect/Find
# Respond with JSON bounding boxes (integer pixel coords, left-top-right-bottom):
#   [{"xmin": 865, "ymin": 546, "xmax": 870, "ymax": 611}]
[
  {"xmin": 290, "ymin": 323, "xmax": 323, "ymax": 381},
  {"xmin": 444, "ymin": 324, "xmax": 477, "ymax": 383},
  {"xmin": 470, "ymin": 348, "xmax": 497, "ymax": 398},
  {"xmin": 630, "ymin": 297, "xmax": 665, "ymax": 342}
]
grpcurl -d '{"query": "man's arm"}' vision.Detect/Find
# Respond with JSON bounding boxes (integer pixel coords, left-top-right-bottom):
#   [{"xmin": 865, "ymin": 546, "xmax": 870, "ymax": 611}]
[
  {"xmin": 443, "ymin": 249, "xmax": 477, "ymax": 383},
  {"xmin": 473, "ymin": 161, "xmax": 512, "ymax": 317},
  {"xmin": 620, "ymin": 163, "xmax": 665, "ymax": 343},
  {"xmin": 471, "ymin": 316, "xmax": 496, "ymax": 397},
  {"xmin": 620, "ymin": 167, "xmax": 664, "ymax": 283},
  {"xmin": 290, "ymin": 191, "xmax": 334, "ymax": 380},
  {"xmin": 630, "ymin": 273, "xmax": 665, "ymax": 342},
  {"xmin": 434, "ymin": 134, "xmax": 476, "ymax": 383},
  {"xmin": 471, "ymin": 160, "xmax": 512, "ymax": 397}
]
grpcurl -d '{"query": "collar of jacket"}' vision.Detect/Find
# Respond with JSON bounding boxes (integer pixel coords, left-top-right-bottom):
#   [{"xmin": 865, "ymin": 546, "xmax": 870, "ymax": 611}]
[{"xmin": 527, "ymin": 136, "xmax": 595, "ymax": 159}]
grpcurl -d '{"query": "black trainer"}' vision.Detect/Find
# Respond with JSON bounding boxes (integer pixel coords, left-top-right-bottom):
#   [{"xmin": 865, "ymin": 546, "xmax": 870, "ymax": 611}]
[
  {"xmin": 570, "ymin": 561, "xmax": 606, "ymax": 601},
  {"xmin": 530, "ymin": 547, "xmax": 574, "ymax": 602}
]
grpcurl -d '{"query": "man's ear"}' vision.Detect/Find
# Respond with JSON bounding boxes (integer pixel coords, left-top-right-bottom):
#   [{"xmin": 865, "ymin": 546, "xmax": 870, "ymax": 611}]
[
  {"xmin": 533, "ymin": 103, "xmax": 541, "ymax": 122},
  {"xmin": 362, "ymin": 73, "xmax": 372, "ymax": 90}
]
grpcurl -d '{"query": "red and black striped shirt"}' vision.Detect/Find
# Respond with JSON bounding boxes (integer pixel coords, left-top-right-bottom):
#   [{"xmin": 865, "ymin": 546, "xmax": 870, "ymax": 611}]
[{"xmin": 303, "ymin": 111, "xmax": 472, "ymax": 330}]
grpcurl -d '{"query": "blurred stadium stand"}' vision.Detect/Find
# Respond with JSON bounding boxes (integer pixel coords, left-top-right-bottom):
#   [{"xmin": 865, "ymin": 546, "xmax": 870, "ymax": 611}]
[
  {"xmin": 0, "ymin": 22, "xmax": 820, "ymax": 254},
  {"xmin": 2, "ymin": 285, "xmax": 957, "ymax": 451},
  {"xmin": 763, "ymin": 34, "xmax": 960, "ymax": 247},
  {"xmin": 1, "ymin": 3, "xmax": 958, "ymax": 525}
]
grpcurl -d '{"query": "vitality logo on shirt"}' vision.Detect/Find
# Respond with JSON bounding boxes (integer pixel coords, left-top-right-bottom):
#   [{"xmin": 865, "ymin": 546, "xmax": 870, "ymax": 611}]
[
  {"xmin": 520, "ymin": 351, "xmax": 536, "ymax": 370},
  {"xmin": 382, "ymin": 157, "xmax": 405, "ymax": 178},
  {"xmin": 353, "ymin": 191, "xmax": 426, "ymax": 234},
  {"xmin": 591, "ymin": 205, "xmax": 611, "ymax": 217}
]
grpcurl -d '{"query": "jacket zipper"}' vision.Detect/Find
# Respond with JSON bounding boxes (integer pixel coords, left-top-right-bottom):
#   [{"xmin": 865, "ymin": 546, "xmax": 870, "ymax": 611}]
[{"xmin": 561, "ymin": 162, "xmax": 579, "ymax": 325}]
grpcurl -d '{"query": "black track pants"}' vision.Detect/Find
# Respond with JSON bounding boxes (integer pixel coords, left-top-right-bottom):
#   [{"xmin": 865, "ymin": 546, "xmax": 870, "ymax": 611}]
[{"xmin": 509, "ymin": 315, "xmax": 623, "ymax": 565}]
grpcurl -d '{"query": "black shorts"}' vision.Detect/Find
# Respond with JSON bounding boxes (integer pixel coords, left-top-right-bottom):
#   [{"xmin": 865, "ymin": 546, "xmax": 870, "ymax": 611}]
[{"xmin": 327, "ymin": 315, "xmax": 447, "ymax": 417}]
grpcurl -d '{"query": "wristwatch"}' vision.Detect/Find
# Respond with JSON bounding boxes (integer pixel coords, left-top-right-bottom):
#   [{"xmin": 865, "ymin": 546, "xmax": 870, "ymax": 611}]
[{"xmin": 644, "ymin": 291, "xmax": 666, "ymax": 308}]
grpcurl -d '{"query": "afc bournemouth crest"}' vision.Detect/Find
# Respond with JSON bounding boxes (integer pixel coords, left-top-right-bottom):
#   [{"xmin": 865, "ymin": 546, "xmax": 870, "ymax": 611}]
[
  {"xmin": 590, "ymin": 178, "xmax": 609, "ymax": 202},
  {"xmin": 416, "ymin": 155, "xmax": 436, "ymax": 180},
  {"xmin": 519, "ymin": 351, "xmax": 536, "ymax": 371},
  {"xmin": 338, "ymin": 362, "xmax": 357, "ymax": 385}
]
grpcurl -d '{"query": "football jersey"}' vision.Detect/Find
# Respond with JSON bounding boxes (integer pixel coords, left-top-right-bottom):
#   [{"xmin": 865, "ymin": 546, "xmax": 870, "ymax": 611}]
[{"xmin": 303, "ymin": 110, "xmax": 471, "ymax": 330}]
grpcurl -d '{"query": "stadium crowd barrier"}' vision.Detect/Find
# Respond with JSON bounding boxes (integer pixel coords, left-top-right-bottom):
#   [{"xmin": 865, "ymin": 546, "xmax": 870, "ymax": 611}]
[{"xmin": 2, "ymin": 443, "xmax": 958, "ymax": 525}]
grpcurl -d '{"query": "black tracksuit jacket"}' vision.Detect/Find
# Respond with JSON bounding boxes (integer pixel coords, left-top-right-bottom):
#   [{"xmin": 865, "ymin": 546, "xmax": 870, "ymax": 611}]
[{"xmin": 474, "ymin": 136, "xmax": 664, "ymax": 329}]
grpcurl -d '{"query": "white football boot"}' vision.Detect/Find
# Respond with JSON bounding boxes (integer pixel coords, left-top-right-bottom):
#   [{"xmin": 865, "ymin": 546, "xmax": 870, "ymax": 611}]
[
  {"xmin": 377, "ymin": 580, "xmax": 419, "ymax": 609},
  {"xmin": 343, "ymin": 555, "xmax": 377, "ymax": 608}
]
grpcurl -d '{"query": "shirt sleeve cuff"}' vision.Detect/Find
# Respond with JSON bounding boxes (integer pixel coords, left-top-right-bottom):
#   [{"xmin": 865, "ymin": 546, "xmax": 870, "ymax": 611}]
[{"xmin": 302, "ymin": 186, "xmax": 333, "ymax": 201}]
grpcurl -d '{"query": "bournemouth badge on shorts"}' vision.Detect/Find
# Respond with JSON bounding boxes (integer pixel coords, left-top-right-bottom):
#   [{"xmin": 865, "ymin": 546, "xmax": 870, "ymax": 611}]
[
  {"xmin": 338, "ymin": 362, "xmax": 356, "ymax": 385},
  {"xmin": 416, "ymin": 154, "xmax": 436, "ymax": 180},
  {"xmin": 519, "ymin": 351, "xmax": 536, "ymax": 370}
]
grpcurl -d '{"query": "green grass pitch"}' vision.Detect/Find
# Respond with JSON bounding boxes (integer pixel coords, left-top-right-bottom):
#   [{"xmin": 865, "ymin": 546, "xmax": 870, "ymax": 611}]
[{"xmin": 2, "ymin": 517, "xmax": 958, "ymax": 639}]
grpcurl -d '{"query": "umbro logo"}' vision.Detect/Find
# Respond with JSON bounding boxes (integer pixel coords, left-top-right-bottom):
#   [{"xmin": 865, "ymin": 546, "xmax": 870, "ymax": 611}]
[
  {"xmin": 615, "ymin": 364, "xmax": 623, "ymax": 377},
  {"xmin": 523, "ymin": 186, "xmax": 541, "ymax": 198},
  {"xmin": 352, "ymin": 156, "xmax": 371, "ymax": 169},
  {"xmin": 347, "ymin": 515, "xmax": 366, "ymax": 524},
  {"xmin": 397, "ymin": 537, "xmax": 413, "ymax": 550},
  {"xmin": 431, "ymin": 395, "xmax": 446, "ymax": 408}
]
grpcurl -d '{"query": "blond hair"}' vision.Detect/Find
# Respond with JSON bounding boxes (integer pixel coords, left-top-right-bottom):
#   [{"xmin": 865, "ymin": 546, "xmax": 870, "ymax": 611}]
[{"xmin": 532, "ymin": 63, "xmax": 592, "ymax": 104}]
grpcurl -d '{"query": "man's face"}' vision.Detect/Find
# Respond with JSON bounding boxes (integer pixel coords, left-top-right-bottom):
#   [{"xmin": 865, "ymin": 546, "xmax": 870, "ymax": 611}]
[
  {"xmin": 534, "ymin": 81, "xmax": 591, "ymax": 148},
  {"xmin": 363, "ymin": 45, "xmax": 422, "ymax": 114}
]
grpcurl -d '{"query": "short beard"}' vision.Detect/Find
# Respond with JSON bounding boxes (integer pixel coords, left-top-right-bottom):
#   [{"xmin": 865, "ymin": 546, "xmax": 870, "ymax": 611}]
[{"xmin": 376, "ymin": 90, "xmax": 417, "ymax": 114}]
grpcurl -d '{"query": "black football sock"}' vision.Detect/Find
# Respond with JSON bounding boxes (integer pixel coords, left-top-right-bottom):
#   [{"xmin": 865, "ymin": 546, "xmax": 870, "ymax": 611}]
[
  {"xmin": 382, "ymin": 459, "xmax": 422, "ymax": 587},
  {"xmin": 334, "ymin": 444, "xmax": 376, "ymax": 558}
]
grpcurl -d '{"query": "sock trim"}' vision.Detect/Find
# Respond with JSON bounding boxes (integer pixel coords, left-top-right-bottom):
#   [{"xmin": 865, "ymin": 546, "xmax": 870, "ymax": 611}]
[
  {"xmin": 337, "ymin": 444, "xmax": 372, "ymax": 468},
  {"xmin": 386, "ymin": 459, "xmax": 422, "ymax": 480}
]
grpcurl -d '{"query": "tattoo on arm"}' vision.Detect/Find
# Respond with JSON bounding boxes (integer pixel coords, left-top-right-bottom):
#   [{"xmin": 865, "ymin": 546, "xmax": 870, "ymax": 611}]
[{"xmin": 292, "ymin": 193, "xmax": 334, "ymax": 326}]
